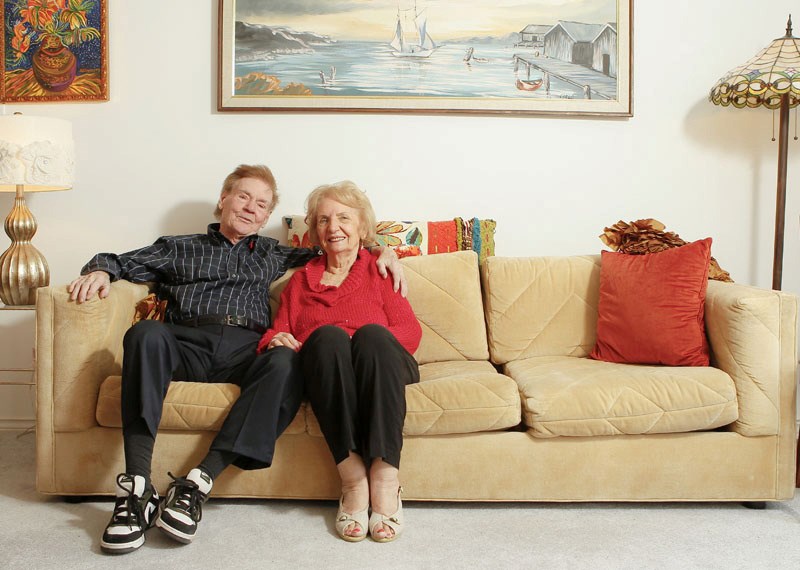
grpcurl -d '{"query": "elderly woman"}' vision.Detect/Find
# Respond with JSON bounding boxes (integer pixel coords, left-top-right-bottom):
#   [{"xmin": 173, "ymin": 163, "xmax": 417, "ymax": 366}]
[{"xmin": 257, "ymin": 181, "xmax": 421, "ymax": 543}]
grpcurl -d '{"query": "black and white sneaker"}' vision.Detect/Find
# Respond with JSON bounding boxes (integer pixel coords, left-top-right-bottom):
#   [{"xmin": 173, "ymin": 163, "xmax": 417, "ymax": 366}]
[
  {"xmin": 100, "ymin": 473, "xmax": 160, "ymax": 554},
  {"xmin": 156, "ymin": 468, "xmax": 212, "ymax": 544}
]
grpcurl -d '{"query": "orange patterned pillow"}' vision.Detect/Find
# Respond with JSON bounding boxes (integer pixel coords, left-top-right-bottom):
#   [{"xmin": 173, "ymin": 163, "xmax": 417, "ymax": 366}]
[{"xmin": 283, "ymin": 216, "xmax": 496, "ymax": 261}]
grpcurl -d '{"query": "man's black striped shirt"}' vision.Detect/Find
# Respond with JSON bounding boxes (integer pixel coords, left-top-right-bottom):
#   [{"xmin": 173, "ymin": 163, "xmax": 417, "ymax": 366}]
[{"xmin": 81, "ymin": 223, "xmax": 317, "ymax": 328}]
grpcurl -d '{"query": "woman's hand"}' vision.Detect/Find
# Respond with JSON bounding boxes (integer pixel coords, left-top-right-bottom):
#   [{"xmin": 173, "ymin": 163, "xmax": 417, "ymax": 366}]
[
  {"xmin": 268, "ymin": 332, "xmax": 302, "ymax": 351},
  {"xmin": 373, "ymin": 246, "xmax": 407, "ymax": 298}
]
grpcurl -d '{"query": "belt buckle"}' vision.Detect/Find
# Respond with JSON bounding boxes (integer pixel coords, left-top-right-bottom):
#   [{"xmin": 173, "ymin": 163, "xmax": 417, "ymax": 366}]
[{"xmin": 224, "ymin": 315, "xmax": 237, "ymax": 327}]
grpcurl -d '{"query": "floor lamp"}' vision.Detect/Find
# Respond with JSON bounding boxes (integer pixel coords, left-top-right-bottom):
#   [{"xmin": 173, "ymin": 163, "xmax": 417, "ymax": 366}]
[
  {"xmin": 0, "ymin": 113, "xmax": 74, "ymax": 306},
  {"xmin": 709, "ymin": 15, "xmax": 800, "ymax": 291},
  {"xmin": 709, "ymin": 16, "xmax": 800, "ymax": 488}
]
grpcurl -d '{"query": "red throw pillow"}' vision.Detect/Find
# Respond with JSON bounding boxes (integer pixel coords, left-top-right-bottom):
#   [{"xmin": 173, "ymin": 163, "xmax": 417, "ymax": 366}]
[{"xmin": 590, "ymin": 238, "xmax": 712, "ymax": 366}]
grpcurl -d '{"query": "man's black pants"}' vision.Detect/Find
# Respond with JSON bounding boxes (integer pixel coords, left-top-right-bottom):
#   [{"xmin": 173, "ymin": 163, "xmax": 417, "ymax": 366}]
[{"xmin": 121, "ymin": 320, "xmax": 302, "ymax": 470}]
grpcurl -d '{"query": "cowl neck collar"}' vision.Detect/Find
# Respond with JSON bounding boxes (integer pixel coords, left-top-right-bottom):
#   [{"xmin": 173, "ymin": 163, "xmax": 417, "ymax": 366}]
[{"xmin": 304, "ymin": 248, "xmax": 370, "ymax": 294}]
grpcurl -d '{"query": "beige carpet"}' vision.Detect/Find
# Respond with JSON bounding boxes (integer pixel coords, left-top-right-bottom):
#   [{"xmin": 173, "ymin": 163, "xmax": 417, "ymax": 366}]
[{"xmin": 2, "ymin": 429, "xmax": 799, "ymax": 569}]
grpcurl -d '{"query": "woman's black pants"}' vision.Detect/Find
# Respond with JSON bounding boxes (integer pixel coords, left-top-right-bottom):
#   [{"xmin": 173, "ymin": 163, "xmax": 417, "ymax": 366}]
[{"xmin": 299, "ymin": 324, "xmax": 419, "ymax": 469}]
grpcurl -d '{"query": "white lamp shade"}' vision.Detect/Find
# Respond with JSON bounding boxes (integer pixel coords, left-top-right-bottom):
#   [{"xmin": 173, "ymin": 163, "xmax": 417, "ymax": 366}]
[{"xmin": 0, "ymin": 114, "xmax": 75, "ymax": 192}]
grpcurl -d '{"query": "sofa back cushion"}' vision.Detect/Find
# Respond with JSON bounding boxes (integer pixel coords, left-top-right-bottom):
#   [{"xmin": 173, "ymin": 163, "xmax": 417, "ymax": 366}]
[
  {"xmin": 402, "ymin": 250, "xmax": 490, "ymax": 363},
  {"xmin": 482, "ymin": 255, "xmax": 601, "ymax": 365},
  {"xmin": 270, "ymin": 250, "xmax": 490, "ymax": 364}
]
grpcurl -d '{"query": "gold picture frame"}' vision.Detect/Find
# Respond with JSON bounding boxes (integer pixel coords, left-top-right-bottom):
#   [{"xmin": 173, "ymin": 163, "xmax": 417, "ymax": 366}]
[
  {"xmin": 218, "ymin": 0, "xmax": 632, "ymax": 116},
  {"xmin": 2, "ymin": 0, "xmax": 108, "ymax": 103}
]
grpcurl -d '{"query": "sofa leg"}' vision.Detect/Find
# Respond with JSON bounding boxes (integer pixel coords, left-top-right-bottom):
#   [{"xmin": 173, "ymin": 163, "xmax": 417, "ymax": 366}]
[
  {"xmin": 741, "ymin": 501, "xmax": 766, "ymax": 510},
  {"xmin": 63, "ymin": 495, "xmax": 88, "ymax": 504},
  {"xmin": 796, "ymin": 432, "xmax": 800, "ymax": 488}
]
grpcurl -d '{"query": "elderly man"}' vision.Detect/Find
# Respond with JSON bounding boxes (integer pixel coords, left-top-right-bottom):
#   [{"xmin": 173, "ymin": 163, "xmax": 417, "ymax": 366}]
[{"xmin": 69, "ymin": 164, "xmax": 405, "ymax": 554}]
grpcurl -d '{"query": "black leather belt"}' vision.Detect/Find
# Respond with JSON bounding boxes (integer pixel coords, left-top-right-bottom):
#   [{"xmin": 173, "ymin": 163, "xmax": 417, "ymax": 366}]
[{"xmin": 173, "ymin": 315, "xmax": 266, "ymax": 335}]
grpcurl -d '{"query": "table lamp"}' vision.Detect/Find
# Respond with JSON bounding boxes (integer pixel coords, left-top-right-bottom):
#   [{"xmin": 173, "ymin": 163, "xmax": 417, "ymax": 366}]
[{"xmin": 0, "ymin": 113, "xmax": 74, "ymax": 305}]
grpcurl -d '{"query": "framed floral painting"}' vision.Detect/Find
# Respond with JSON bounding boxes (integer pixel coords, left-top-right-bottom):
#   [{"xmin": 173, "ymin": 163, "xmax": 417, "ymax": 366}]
[
  {"xmin": 218, "ymin": 0, "xmax": 632, "ymax": 116},
  {"xmin": 2, "ymin": 0, "xmax": 108, "ymax": 103}
]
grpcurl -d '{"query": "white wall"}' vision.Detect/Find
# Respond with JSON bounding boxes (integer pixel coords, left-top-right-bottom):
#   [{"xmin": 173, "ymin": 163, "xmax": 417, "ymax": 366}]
[{"xmin": 2, "ymin": 1, "xmax": 800, "ymax": 423}]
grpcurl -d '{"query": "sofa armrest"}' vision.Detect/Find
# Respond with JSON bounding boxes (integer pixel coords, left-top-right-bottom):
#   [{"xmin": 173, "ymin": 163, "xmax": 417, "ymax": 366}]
[
  {"xmin": 704, "ymin": 280, "xmax": 798, "ymax": 437},
  {"xmin": 36, "ymin": 280, "xmax": 150, "ymax": 433}
]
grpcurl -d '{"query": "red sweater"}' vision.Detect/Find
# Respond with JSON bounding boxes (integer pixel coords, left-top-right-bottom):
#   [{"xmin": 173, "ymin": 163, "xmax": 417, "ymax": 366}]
[{"xmin": 257, "ymin": 249, "xmax": 422, "ymax": 355}]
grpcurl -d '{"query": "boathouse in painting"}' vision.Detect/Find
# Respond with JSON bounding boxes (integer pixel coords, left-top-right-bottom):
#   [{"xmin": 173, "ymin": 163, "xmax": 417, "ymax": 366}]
[
  {"xmin": 517, "ymin": 24, "xmax": 553, "ymax": 47},
  {"xmin": 592, "ymin": 24, "xmax": 618, "ymax": 77},
  {"xmin": 544, "ymin": 21, "xmax": 618, "ymax": 77}
]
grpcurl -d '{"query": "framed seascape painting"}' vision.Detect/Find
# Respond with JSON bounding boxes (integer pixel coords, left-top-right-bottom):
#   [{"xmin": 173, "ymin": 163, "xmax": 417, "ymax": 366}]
[
  {"xmin": 218, "ymin": 0, "xmax": 632, "ymax": 116},
  {"xmin": 2, "ymin": 0, "xmax": 108, "ymax": 103}
]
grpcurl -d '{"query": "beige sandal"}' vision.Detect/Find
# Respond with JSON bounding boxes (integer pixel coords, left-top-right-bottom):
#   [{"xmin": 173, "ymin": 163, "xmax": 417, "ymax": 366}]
[
  {"xmin": 368, "ymin": 487, "xmax": 403, "ymax": 543},
  {"xmin": 335, "ymin": 497, "xmax": 368, "ymax": 542}
]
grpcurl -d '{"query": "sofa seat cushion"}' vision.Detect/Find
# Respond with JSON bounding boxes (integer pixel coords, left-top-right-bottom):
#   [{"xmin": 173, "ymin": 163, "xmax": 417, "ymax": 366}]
[
  {"xmin": 95, "ymin": 376, "xmax": 307, "ymax": 434},
  {"xmin": 504, "ymin": 356, "xmax": 738, "ymax": 438},
  {"xmin": 306, "ymin": 361, "xmax": 522, "ymax": 437}
]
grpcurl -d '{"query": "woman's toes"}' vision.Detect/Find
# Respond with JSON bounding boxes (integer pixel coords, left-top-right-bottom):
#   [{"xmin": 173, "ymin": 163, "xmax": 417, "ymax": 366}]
[{"xmin": 375, "ymin": 523, "xmax": 393, "ymax": 539}]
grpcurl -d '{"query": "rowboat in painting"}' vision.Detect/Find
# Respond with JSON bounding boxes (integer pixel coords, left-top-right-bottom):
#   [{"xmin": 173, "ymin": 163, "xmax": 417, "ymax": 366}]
[
  {"xmin": 390, "ymin": 1, "xmax": 437, "ymax": 58},
  {"xmin": 513, "ymin": 55, "xmax": 544, "ymax": 92},
  {"xmin": 516, "ymin": 78, "xmax": 543, "ymax": 91}
]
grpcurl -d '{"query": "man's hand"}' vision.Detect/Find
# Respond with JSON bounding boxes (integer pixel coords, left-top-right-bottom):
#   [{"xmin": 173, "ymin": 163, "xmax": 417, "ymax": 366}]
[
  {"xmin": 68, "ymin": 271, "xmax": 112, "ymax": 303},
  {"xmin": 373, "ymin": 246, "xmax": 407, "ymax": 297}
]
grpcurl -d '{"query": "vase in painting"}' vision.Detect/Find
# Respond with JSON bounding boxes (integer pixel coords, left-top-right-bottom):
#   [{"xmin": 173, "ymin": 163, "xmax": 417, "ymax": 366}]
[{"xmin": 32, "ymin": 35, "xmax": 77, "ymax": 92}]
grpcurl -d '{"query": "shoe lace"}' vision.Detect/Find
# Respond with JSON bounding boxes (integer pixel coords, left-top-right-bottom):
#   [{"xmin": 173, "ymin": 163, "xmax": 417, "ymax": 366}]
[
  {"xmin": 111, "ymin": 474, "xmax": 144, "ymax": 528},
  {"xmin": 166, "ymin": 472, "xmax": 204, "ymax": 522}
]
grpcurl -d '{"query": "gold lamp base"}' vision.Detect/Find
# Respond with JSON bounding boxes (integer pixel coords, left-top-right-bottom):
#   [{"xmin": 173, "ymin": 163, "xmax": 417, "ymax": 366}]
[{"xmin": 0, "ymin": 185, "xmax": 49, "ymax": 306}]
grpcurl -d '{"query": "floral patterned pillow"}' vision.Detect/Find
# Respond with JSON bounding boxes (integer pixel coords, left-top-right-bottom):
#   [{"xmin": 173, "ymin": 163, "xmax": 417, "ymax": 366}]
[{"xmin": 283, "ymin": 216, "xmax": 496, "ymax": 261}]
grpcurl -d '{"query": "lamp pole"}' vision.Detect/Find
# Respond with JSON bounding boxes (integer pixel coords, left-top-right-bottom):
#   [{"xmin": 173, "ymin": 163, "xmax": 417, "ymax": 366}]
[{"xmin": 772, "ymin": 92, "xmax": 789, "ymax": 291}]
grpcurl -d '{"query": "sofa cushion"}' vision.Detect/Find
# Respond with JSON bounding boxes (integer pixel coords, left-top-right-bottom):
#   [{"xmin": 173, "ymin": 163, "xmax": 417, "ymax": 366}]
[
  {"xmin": 505, "ymin": 356, "xmax": 738, "ymax": 438},
  {"xmin": 590, "ymin": 238, "xmax": 712, "ymax": 366},
  {"xmin": 403, "ymin": 250, "xmax": 490, "ymax": 364},
  {"xmin": 98, "ymin": 362, "xmax": 520, "ymax": 438},
  {"xmin": 95, "ymin": 376, "xmax": 307, "ymax": 434},
  {"xmin": 305, "ymin": 361, "xmax": 521, "ymax": 437},
  {"xmin": 408, "ymin": 363, "xmax": 521, "ymax": 435},
  {"xmin": 269, "ymin": 251, "xmax": 490, "ymax": 365},
  {"xmin": 482, "ymin": 255, "xmax": 601, "ymax": 365}
]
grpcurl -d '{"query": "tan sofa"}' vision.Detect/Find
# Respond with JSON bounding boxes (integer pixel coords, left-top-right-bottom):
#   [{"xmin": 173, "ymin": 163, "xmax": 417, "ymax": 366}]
[{"xmin": 36, "ymin": 250, "xmax": 798, "ymax": 502}]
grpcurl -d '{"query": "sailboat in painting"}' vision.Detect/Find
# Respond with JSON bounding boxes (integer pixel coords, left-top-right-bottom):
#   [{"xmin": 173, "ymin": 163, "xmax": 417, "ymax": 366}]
[{"xmin": 390, "ymin": 0, "xmax": 437, "ymax": 58}]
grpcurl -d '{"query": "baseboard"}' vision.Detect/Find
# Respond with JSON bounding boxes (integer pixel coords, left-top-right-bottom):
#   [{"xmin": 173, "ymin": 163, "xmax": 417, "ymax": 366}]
[{"xmin": 0, "ymin": 420, "xmax": 35, "ymax": 431}]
